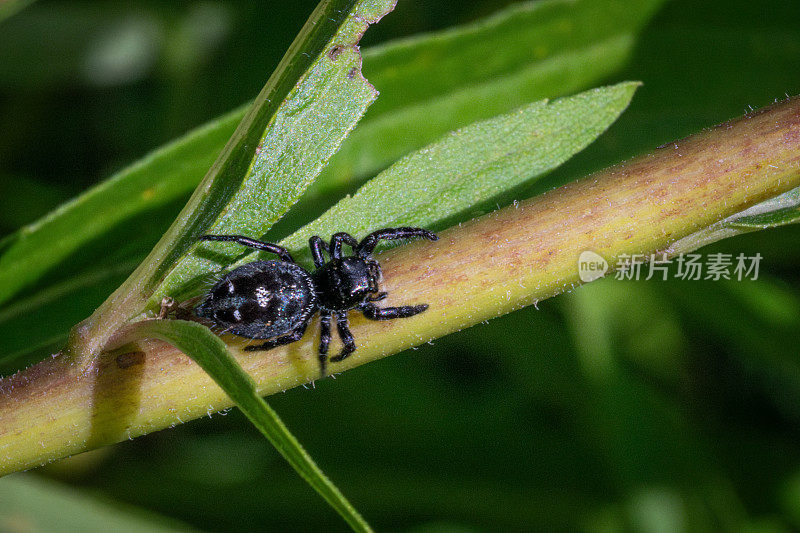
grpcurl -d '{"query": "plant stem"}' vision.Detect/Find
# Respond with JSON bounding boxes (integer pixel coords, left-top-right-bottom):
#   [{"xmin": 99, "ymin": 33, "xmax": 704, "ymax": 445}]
[{"xmin": 2, "ymin": 96, "xmax": 800, "ymax": 476}]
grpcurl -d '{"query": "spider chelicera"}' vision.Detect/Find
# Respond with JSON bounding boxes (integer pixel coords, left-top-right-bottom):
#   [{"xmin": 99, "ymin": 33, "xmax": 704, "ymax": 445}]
[{"xmin": 195, "ymin": 227, "xmax": 437, "ymax": 376}]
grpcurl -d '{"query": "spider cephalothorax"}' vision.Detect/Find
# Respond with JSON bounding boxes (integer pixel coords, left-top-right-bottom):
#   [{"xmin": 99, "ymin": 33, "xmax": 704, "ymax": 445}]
[{"xmin": 195, "ymin": 227, "xmax": 437, "ymax": 376}]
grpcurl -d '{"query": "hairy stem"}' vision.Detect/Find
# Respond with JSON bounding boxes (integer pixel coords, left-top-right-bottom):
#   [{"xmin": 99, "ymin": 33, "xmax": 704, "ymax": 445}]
[{"xmin": 2, "ymin": 96, "xmax": 800, "ymax": 475}]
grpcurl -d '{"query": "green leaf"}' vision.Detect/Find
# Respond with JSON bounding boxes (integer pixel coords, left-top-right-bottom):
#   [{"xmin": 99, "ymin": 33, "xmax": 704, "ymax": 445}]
[
  {"xmin": 143, "ymin": 0, "xmax": 398, "ymax": 309},
  {"xmin": 732, "ymin": 205, "xmax": 800, "ymax": 228},
  {"xmin": 280, "ymin": 82, "xmax": 640, "ymax": 252},
  {"xmin": 121, "ymin": 319, "xmax": 372, "ymax": 533},
  {"xmin": 727, "ymin": 186, "xmax": 800, "ymax": 229},
  {"xmin": 0, "ymin": 473, "xmax": 191, "ymax": 533},
  {"xmin": 314, "ymin": 0, "xmax": 664, "ymax": 194},
  {"xmin": 0, "ymin": 0, "xmax": 664, "ymax": 311},
  {"xmin": 0, "ymin": 109, "xmax": 241, "ymax": 307},
  {"xmin": 71, "ymin": 0, "xmax": 397, "ymax": 359},
  {"xmin": 667, "ymin": 185, "xmax": 800, "ymax": 255},
  {"xmin": 142, "ymin": 0, "xmax": 392, "ymax": 298}
]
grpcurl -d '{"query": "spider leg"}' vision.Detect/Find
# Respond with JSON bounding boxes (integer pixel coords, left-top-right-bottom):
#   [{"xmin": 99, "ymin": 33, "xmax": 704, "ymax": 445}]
[
  {"xmin": 330, "ymin": 312, "xmax": 356, "ymax": 362},
  {"xmin": 356, "ymin": 227, "xmax": 438, "ymax": 257},
  {"xmin": 200, "ymin": 235, "xmax": 295, "ymax": 263},
  {"xmin": 318, "ymin": 311, "xmax": 332, "ymax": 377},
  {"xmin": 367, "ymin": 292, "xmax": 388, "ymax": 302},
  {"xmin": 329, "ymin": 232, "xmax": 359, "ymax": 259},
  {"xmin": 360, "ymin": 302, "xmax": 429, "ymax": 320},
  {"xmin": 243, "ymin": 322, "xmax": 308, "ymax": 351},
  {"xmin": 309, "ymin": 236, "xmax": 328, "ymax": 268}
]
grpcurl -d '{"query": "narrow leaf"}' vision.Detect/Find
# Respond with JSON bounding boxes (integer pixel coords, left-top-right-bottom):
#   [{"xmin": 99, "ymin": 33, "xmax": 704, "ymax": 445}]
[
  {"xmin": 281, "ymin": 82, "xmax": 640, "ymax": 252},
  {"xmin": 667, "ymin": 185, "xmax": 800, "ymax": 255},
  {"xmin": 0, "ymin": 108, "xmax": 239, "ymax": 307},
  {"xmin": 120, "ymin": 319, "xmax": 372, "ymax": 533},
  {"xmin": 315, "ymin": 0, "xmax": 665, "ymax": 192},
  {"xmin": 727, "ymin": 185, "xmax": 800, "ymax": 229}
]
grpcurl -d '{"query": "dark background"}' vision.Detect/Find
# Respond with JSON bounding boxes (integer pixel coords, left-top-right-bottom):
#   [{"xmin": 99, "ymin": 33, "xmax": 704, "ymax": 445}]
[{"xmin": 2, "ymin": 0, "xmax": 800, "ymax": 531}]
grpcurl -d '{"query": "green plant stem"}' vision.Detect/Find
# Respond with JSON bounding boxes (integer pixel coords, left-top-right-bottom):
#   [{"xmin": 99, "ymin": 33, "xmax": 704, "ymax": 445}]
[{"xmin": 2, "ymin": 96, "xmax": 799, "ymax": 476}]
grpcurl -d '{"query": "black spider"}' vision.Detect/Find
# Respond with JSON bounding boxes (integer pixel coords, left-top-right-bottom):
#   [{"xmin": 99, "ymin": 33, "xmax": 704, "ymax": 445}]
[{"xmin": 195, "ymin": 227, "xmax": 437, "ymax": 377}]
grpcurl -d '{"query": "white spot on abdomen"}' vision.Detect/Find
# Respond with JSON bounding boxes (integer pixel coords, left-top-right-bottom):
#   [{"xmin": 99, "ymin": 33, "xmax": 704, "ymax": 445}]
[{"xmin": 256, "ymin": 286, "xmax": 271, "ymax": 307}]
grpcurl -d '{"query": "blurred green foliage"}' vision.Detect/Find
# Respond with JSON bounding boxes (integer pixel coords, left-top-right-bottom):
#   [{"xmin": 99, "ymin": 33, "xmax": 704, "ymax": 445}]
[
  {"xmin": 1, "ymin": 0, "xmax": 800, "ymax": 531},
  {"xmin": 0, "ymin": 473, "xmax": 192, "ymax": 532}
]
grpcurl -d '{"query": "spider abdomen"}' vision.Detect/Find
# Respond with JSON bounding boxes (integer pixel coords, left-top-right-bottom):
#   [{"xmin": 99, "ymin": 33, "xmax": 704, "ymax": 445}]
[{"xmin": 196, "ymin": 260, "xmax": 318, "ymax": 339}]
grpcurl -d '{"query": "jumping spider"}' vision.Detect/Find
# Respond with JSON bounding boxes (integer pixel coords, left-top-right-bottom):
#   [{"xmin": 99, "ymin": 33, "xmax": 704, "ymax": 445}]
[{"xmin": 195, "ymin": 227, "xmax": 437, "ymax": 376}]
